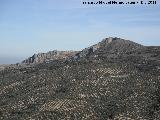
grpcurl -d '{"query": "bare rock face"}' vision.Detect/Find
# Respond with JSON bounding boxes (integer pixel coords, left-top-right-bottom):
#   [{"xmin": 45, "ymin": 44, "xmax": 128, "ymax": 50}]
[{"xmin": 22, "ymin": 50, "xmax": 78, "ymax": 64}]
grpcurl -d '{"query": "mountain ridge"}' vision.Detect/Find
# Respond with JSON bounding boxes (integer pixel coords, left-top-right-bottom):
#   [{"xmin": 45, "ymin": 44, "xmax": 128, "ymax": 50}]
[
  {"xmin": 22, "ymin": 37, "xmax": 144, "ymax": 64},
  {"xmin": 22, "ymin": 50, "xmax": 79, "ymax": 64}
]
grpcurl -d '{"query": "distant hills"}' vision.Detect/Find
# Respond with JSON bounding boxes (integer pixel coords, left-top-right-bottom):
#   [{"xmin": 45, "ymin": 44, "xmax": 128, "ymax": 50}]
[
  {"xmin": 22, "ymin": 50, "xmax": 78, "ymax": 64},
  {"xmin": 0, "ymin": 37, "xmax": 160, "ymax": 120}
]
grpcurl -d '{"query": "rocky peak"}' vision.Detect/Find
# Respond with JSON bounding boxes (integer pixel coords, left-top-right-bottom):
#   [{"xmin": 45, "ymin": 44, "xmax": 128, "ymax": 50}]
[
  {"xmin": 72, "ymin": 37, "xmax": 145, "ymax": 60},
  {"xmin": 22, "ymin": 50, "xmax": 78, "ymax": 64},
  {"xmin": 102, "ymin": 37, "xmax": 119, "ymax": 43}
]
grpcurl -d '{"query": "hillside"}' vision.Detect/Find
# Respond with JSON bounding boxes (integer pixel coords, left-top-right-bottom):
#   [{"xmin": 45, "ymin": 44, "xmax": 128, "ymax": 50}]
[{"xmin": 0, "ymin": 37, "xmax": 160, "ymax": 120}]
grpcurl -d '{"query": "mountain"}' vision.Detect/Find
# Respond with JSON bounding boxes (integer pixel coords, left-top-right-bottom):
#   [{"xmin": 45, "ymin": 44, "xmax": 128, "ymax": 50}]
[
  {"xmin": 73, "ymin": 37, "xmax": 144, "ymax": 59},
  {"xmin": 22, "ymin": 50, "xmax": 78, "ymax": 64},
  {"xmin": 0, "ymin": 37, "xmax": 160, "ymax": 120},
  {"xmin": 22, "ymin": 37, "xmax": 144, "ymax": 63}
]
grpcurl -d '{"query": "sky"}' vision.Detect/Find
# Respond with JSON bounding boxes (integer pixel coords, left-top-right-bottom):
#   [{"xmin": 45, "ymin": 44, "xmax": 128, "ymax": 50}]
[{"xmin": 0, "ymin": 0, "xmax": 160, "ymax": 64}]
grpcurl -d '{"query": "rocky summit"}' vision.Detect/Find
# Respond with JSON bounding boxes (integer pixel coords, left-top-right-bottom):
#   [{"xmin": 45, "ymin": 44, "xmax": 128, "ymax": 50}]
[
  {"xmin": 22, "ymin": 50, "xmax": 78, "ymax": 64},
  {"xmin": 0, "ymin": 37, "xmax": 160, "ymax": 120}
]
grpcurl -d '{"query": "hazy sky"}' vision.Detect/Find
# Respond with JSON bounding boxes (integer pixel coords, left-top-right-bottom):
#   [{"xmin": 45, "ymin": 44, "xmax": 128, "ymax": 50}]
[{"xmin": 0, "ymin": 0, "xmax": 160, "ymax": 64}]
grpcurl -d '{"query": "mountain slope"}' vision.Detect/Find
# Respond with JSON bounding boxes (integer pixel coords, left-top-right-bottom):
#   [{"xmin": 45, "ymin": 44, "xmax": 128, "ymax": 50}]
[{"xmin": 0, "ymin": 37, "xmax": 160, "ymax": 120}]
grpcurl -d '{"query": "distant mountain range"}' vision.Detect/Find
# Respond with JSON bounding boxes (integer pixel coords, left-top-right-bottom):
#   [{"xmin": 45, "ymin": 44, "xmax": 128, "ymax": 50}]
[
  {"xmin": 0, "ymin": 37, "xmax": 160, "ymax": 120},
  {"xmin": 22, "ymin": 50, "xmax": 78, "ymax": 64}
]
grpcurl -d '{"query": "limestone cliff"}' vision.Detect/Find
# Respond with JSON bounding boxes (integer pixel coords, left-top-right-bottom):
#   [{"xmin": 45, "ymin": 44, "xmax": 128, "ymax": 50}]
[{"xmin": 22, "ymin": 50, "xmax": 78, "ymax": 64}]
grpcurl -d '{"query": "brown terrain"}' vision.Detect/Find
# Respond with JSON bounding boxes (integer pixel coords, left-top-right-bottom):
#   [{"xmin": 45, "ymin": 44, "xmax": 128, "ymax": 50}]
[{"xmin": 0, "ymin": 37, "xmax": 160, "ymax": 120}]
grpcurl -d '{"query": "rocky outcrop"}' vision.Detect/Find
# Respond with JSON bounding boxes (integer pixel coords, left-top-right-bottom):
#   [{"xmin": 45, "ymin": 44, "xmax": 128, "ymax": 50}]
[
  {"xmin": 73, "ymin": 37, "xmax": 144, "ymax": 60},
  {"xmin": 22, "ymin": 50, "xmax": 78, "ymax": 64}
]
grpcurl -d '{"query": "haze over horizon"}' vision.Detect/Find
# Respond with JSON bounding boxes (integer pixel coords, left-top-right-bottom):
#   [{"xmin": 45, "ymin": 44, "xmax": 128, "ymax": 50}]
[{"xmin": 0, "ymin": 0, "xmax": 160, "ymax": 64}]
